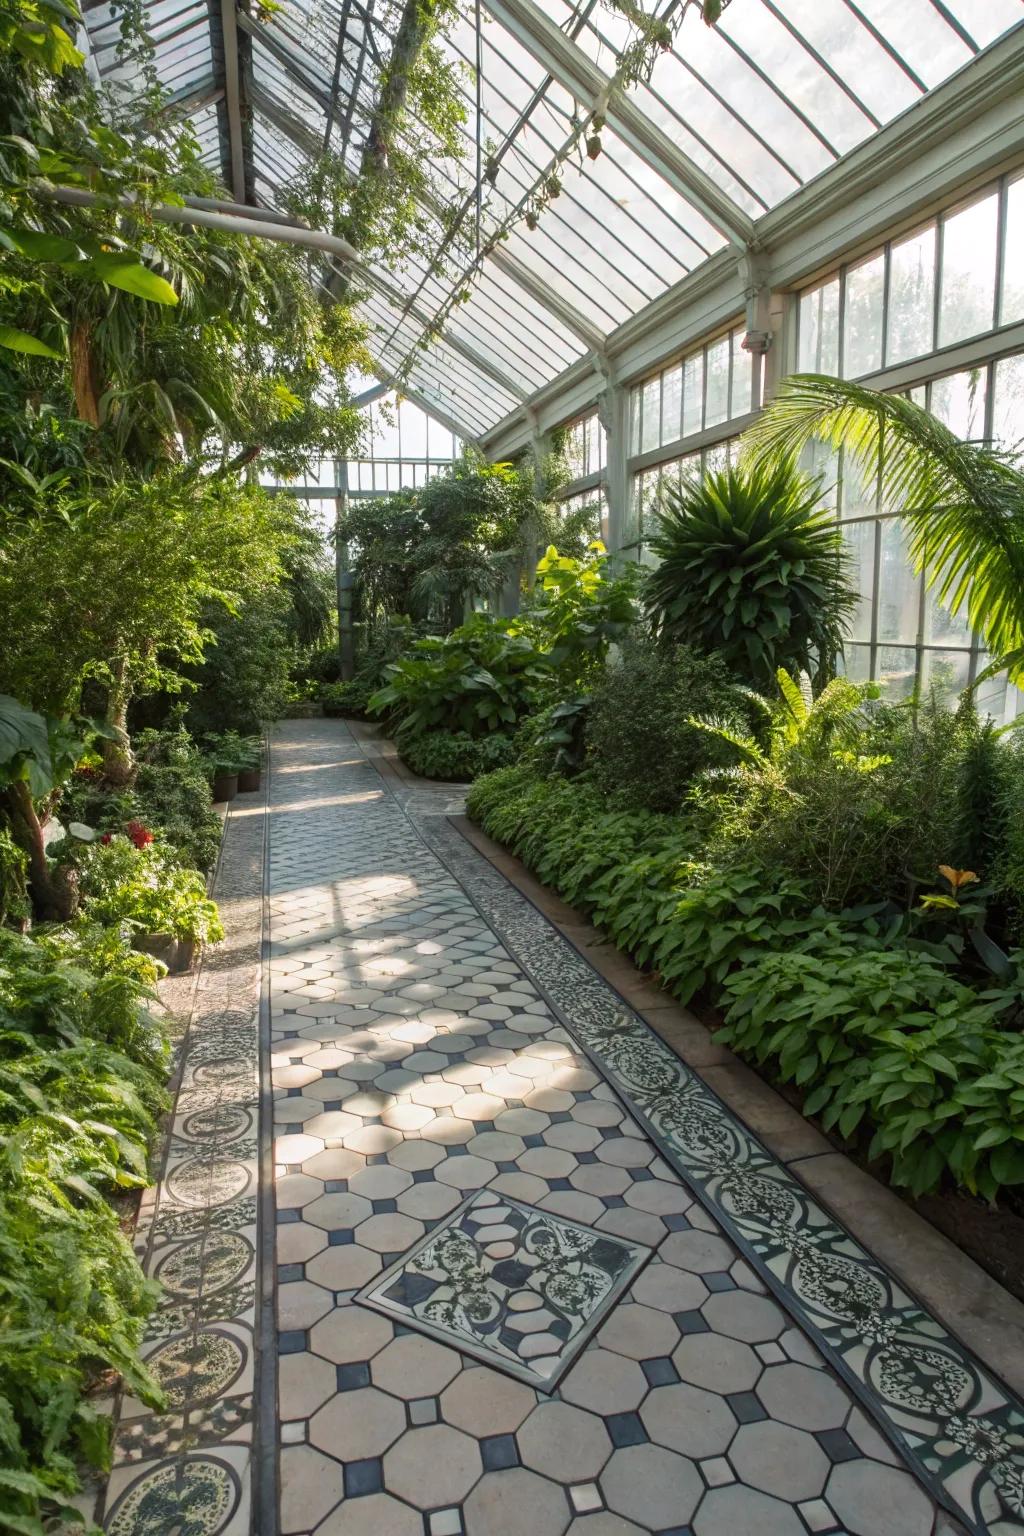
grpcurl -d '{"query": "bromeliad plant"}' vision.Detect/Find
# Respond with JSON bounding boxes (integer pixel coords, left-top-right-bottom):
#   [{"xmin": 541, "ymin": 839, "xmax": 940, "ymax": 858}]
[{"xmin": 645, "ymin": 461, "xmax": 857, "ymax": 687}]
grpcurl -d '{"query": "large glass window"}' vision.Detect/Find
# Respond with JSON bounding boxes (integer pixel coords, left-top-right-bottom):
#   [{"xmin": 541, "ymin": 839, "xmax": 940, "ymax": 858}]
[
  {"xmin": 629, "ymin": 326, "xmax": 760, "ymax": 457},
  {"xmin": 797, "ymin": 174, "xmax": 1023, "ymax": 380}
]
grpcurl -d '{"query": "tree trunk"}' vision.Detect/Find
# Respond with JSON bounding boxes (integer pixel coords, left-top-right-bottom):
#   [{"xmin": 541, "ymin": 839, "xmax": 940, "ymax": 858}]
[
  {"xmin": 101, "ymin": 658, "xmax": 136, "ymax": 787},
  {"xmin": 70, "ymin": 322, "xmax": 101, "ymax": 427},
  {"xmin": 5, "ymin": 782, "xmax": 78, "ymax": 923}
]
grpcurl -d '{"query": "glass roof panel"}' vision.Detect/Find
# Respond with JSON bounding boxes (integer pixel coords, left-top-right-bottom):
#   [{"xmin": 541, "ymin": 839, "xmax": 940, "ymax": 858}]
[{"xmin": 82, "ymin": 0, "xmax": 1024, "ymax": 444}]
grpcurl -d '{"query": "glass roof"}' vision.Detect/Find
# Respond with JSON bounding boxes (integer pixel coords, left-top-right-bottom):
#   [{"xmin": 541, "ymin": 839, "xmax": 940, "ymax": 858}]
[{"xmin": 82, "ymin": 0, "xmax": 1024, "ymax": 441}]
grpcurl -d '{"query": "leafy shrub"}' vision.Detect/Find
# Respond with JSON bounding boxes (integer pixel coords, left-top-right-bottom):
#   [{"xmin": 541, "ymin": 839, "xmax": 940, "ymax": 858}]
[
  {"xmin": 321, "ymin": 679, "xmax": 375, "ymax": 717},
  {"xmin": 186, "ymin": 589, "xmax": 294, "ymax": 735},
  {"xmin": 721, "ymin": 943, "xmax": 1024, "ymax": 1200},
  {"xmin": 645, "ymin": 461, "xmax": 857, "ymax": 686},
  {"xmin": 585, "ymin": 637, "xmax": 748, "ymax": 812},
  {"xmin": 522, "ymin": 542, "xmax": 640, "ymax": 692},
  {"xmin": 0, "ymin": 928, "xmax": 168, "ymax": 1528},
  {"xmin": 61, "ymin": 725, "xmax": 223, "ymax": 874},
  {"xmin": 467, "ymin": 763, "xmax": 1024, "ymax": 1201},
  {"xmin": 78, "ymin": 836, "xmax": 224, "ymax": 945},
  {"xmin": 369, "ymin": 613, "xmax": 549, "ymax": 743},
  {"xmin": 400, "ymin": 731, "xmax": 515, "ymax": 782}
]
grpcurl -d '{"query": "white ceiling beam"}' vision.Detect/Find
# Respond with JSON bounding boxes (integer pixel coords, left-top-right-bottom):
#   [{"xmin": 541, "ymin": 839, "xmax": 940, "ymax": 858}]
[{"xmin": 481, "ymin": 0, "xmax": 755, "ymax": 250}]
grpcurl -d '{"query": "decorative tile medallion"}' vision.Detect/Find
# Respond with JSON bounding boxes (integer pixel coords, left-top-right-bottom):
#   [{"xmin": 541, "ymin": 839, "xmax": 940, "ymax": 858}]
[
  {"xmin": 356, "ymin": 1188, "xmax": 651, "ymax": 1388},
  {"xmin": 396, "ymin": 805, "xmax": 1024, "ymax": 1536}
]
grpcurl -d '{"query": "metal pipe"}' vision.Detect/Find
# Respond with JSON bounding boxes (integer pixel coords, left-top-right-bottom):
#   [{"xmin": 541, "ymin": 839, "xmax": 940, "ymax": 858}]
[
  {"xmin": 182, "ymin": 194, "xmax": 305, "ymax": 227},
  {"xmin": 33, "ymin": 183, "xmax": 361, "ymax": 264}
]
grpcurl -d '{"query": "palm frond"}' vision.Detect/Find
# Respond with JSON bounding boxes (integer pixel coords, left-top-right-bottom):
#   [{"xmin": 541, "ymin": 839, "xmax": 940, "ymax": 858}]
[{"xmin": 745, "ymin": 375, "xmax": 1024, "ymax": 681}]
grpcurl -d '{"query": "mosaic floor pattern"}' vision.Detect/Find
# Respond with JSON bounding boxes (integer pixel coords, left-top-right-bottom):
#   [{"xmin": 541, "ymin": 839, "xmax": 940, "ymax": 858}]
[
  {"xmin": 357, "ymin": 1188, "xmax": 652, "ymax": 1388},
  {"xmin": 98, "ymin": 786, "xmax": 265, "ymax": 1535},
  {"xmin": 264, "ymin": 721, "xmax": 979, "ymax": 1536}
]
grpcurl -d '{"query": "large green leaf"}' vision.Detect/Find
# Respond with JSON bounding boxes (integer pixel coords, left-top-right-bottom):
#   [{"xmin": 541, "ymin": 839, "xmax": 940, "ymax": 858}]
[
  {"xmin": 87, "ymin": 254, "xmax": 179, "ymax": 305},
  {"xmin": 9, "ymin": 227, "xmax": 79, "ymax": 262},
  {"xmin": 0, "ymin": 696, "xmax": 53, "ymax": 795},
  {"xmin": 0, "ymin": 326, "xmax": 61, "ymax": 359}
]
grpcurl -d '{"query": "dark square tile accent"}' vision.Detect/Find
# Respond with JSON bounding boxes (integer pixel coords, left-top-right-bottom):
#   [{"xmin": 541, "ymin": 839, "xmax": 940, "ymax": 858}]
[
  {"xmin": 328, "ymin": 1229, "xmax": 355, "ymax": 1247},
  {"xmin": 286, "ymin": 1087, "xmax": 300, "ymax": 1098},
  {"xmin": 642, "ymin": 1356, "xmax": 680, "ymax": 1387},
  {"xmin": 607, "ymin": 1411, "xmax": 648, "ymax": 1448},
  {"xmin": 323, "ymin": 1100, "xmax": 343, "ymax": 1112},
  {"xmin": 344, "ymin": 1457, "xmax": 383, "ymax": 1498},
  {"xmin": 480, "ymin": 1433, "xmax": 519, "ymax": 1471},
  {"xmin": 413, "ymin": 1169, "xmax": 434, "ymax": 1183},
  {"xmin": 629, "ymin": 1166, "xmax": 654, "ymax": 1182},
  {"xmin": 727, "ymin": 1392, "xmax": 768, "ymax": 1424},
  {"xmin": 577, "ymin": 1151, "xmax": 599, "ymax": 1164},
  {"xmin": 279, "ymin": 1330, "xmax": 307, "ymax": 1354},
  {"xmin": 368, "ymin": 1153, "xmax": 389, "ymax": 1165},
  {"xmin": 658, "ymin": 1528, "xmax": 694, "ymax": 1535},
  {"xmin": 325, "ymin": 1179, "xmax": 349, "ymax": 1194},
  {"xmin": 549, "ymin": 1177, "xmax": 572, "ymax": 1191},
  {"xmin": 278, "ymin": 1209, "xmax": 300, "ymax": 1224},
  {"xmin": 337, "ymin": 1361, "xmax": 371, "ymax": 1392},
  {"xmin": 673, "ymin": 1310, "xmax": 709, "ymax": 1335},
  {"xmin": 664, "ymin": 1213, "xmax": 691, "ymax": 1231},
  {"xmin": 496, "ymin": 1161, "xmax": 518, "ymax": 1174},
  {"xmin": 447, "ymin": 1145, "xmax": 469, "ymax": 1157},
  {"xmin": 278, "ymin": 1263, "xmax": 304, "ymax": 1284},
  {"xmin": 600, "ymin": 1126, "xmax": 620, "ymax": 1140},
  {"xmin": 549, "ymin": 1111, "xmax": 573, "ymax": 1124},
  {"xmin": 374, "ymin": 1198, "xmax": 398, "ymax": 1214},
  {"xmin": 604, "ymin": 1195, "xmax": 626, "ymax": 1208},
  {"xmin": 284, "ymin": 1125, "xmax": 303, "ymax": 1136},
  {"xmin": 704, "ymin": 1272, "xmax": 736, "ymax": 1293},
  {"xmin": 523, "ymin": 1134, "xmax": 545, "ymax": 1148},
  {"xmin": 815, "ymin": 1428, "xmax": 862, "ymax": 1463}
]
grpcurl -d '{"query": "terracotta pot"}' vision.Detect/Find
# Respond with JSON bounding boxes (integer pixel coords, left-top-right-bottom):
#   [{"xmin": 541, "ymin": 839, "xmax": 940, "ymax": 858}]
[
  {"xmin": 237, "ymin": 768, "xmax": 261, "ymax": 792},
  {"xmin": 212, "ymin": 770, "xmax": 238, "ymax": 802},
  {"xmin": 175, "ymin": 937, "xmax": 198, "ymax": 973},
  {"xmin": 134, "ymin": 932, "xmax": 178, "ymax": 969}
]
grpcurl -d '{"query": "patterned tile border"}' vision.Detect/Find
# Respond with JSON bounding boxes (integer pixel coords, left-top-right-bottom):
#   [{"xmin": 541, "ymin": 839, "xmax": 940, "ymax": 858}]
[
  {"xmin": 345, "ymin": 743, "xmax": 1024, "ymax": 1536},
  {"xmin": 356, "ymin": 1187, "xmax": 652, "ymax": 1388},
  {"xmin": 98, "ymin": 786, "xmax": 267, "ymax": 1536}
]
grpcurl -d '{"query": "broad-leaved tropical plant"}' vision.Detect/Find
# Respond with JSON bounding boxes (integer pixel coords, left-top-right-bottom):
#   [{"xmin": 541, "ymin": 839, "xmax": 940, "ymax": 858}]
[{"xmin": 745, "ymin": 374, "xmax": 1024, "ymax": 685}]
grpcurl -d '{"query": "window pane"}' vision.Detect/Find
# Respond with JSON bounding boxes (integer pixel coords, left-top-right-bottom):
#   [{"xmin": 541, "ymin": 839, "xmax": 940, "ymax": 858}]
[
  {"xmin": 877, "ymin": 645, "xmax": 918, "ymax": 701},
  {"xmin": 922, "ymin": 565, "xmax": 972, "ymax": 647},
  {"xmin": 683, "ymin": 352, "xmax": 704, "ymax": 437},
  {"xmin": 641, "ymin": 377, "xmax": 661, "ymax": 453},
  {"xmin": 843, "ymin": 252, "xmax": 885, "ymax": 378},
  {"xmin": 939, "ymin": 193, "xmax": 998, "ymax": 346},
  {"xmin": 876, "ymin": 520, "xmax": 919, "ymax": 644},
  {"xmin": 886, "ymin": 227, "xmax": 935, "ymax": 364},
  {"xmin": 929, "ymin": 366, "xmax": 987, "ymax": 440},
  {"xmin": 993, "ymin": 354, "xmax": 1024, "ymax": 452},
  {"xmin": 1002, "ymin": 177, "xmax": 1024, "ymax": 324},
  {"xmin": 731, "ymin": 330, "xmax": 751, "ymax": 418},
  {"xmin": 974, "ymin": 665, "xmax": 1010, "ymax": 726},
  {"xmin": 704, "ymin": 440, "xmax": 729, "ymax": 474},
  {"xmin": 630, "ymin": 390, "xmax": 641, "ymax": 456},
  {"xmin": 841, "ymin": 520, "xmax": 875, "ymax": 643},
  {"xmin": 799, "ymin": 279, "xmax": 840, "ymax": 374},
  {"xmin": 705, "ymin": 337, "xmax": 730, "ymax": 429},
  {"xmin": 398, "ymin": 398, "xmax": 428, "ymax": 458},
  {"xmin": 840, "ymin": 643, "xmax": 872, "ymax": 683},
  {"xmin": 920, "ymin": 649, "xmax": 971, "ymax": 708},
  {"xmin": 839, "ymin": 450, "xmax": 878, "ymax": 519},
  {"xmin": 804, "ymin": 440, "xmax": 839, "ymax": 512},
  {"xmin": 661, "ymin": 365, "xmax": 682, "ymax": 446}
]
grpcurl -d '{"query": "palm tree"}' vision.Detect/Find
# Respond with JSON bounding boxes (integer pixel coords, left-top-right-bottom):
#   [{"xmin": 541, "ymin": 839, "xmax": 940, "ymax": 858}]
[{"xmin": 744, "ymin": 375, "xmax": 1024, "ymax": 684}]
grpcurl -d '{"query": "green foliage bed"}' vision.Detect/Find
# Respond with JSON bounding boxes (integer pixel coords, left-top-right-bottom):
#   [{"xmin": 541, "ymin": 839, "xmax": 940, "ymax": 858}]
[{"xmin": 467, "ymin": 745, "xmax": 1024, "ymax": 1205}]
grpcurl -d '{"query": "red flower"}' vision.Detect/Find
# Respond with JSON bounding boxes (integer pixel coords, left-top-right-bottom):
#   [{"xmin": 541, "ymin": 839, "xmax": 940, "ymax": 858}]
[
  {"xmin": 100, "ymin": 832, "xmax": 113, "ymax": 845},
  {"xmin": 126, "ymin": 820, "xmax": 154, "ymax": 849}
]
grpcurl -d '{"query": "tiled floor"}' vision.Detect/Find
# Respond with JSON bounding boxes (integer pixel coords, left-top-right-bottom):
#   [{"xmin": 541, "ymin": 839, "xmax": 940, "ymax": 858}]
[
  {"xmin": 96, "ymin": 719, "xmax": 1024, "ymax": 1536},
  {"xmin": 263, "ymin": 722, "xmax": 991, "ymax": 1536}
]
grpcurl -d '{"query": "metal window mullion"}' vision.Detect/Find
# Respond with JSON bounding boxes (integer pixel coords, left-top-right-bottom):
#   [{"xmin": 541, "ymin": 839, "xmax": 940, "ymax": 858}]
[
  {"xmin": 837, "ymin": 261, "xmax": 847, "ymax": 380},
  {"xmin": 868, "ymin": 517, "xmax": 882, "ymax": 681},
  {"xmin": 880, "ymin": 239, "xmax": 892, "ymax": 367},
  {"xmin": 994, "ymin": 173, "xmax": 1008, "ymax": 332},
  {"xmin": 933, "ymin": 211, "xmax": 945, "ymax": 352}
]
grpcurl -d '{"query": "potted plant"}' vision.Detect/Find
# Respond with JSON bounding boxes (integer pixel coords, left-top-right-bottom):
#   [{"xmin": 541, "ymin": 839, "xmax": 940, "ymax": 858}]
[
  {"xmin": 237, "ymin": 735, "xmax": 262, "ymax": 793},
  {"xmin": 208, "ymin": 754, "xmax": 238, "ymax": 803},
  {"xmin": 77, "ymin": 835, "xmax": 225, "ymax": 974}
]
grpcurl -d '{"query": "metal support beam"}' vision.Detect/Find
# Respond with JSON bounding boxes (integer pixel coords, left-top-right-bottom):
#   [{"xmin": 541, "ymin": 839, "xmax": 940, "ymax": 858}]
[
  {"xmin": 236, "ymin": 11, "xmax": 335, "ymax": 115},
  {"xmin": 481, "ymin": 0, "xmax": 755, "ymax": 249},
  {"xmin": 220, "ymin": 0, "xmax": 247, "ymax": 203}
]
